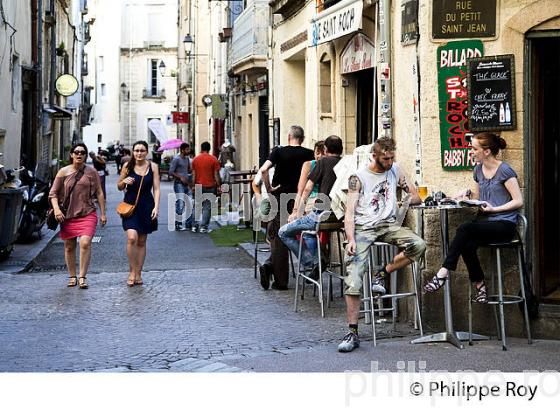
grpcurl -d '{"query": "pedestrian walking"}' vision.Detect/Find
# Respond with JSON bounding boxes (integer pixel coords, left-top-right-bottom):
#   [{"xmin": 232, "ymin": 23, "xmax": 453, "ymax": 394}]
[
  {"xmin": 114, "ymin": 141, "xmax": 124, "ymax": 173},
  {"xmin": 49, "ymin": 142, "xmax": 107, "ymax": 289},
  {"xmin": 191, "ymin": 141, "xmax": 221, "ymax": 233},
  {"xmin": 117, "ymin": 141, "xmax": 160, "ymax": 287},
  {"xmin": 89, "ymin": 150, "xmax": 107, "ymax": 197},
  {"xmin": 170, "ymin": 142, "xmax": 193, "ymax": 230}
]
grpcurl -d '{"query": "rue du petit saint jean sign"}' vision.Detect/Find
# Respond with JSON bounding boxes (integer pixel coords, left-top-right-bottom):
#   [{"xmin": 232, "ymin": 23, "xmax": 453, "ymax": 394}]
[{"xmin": 432, "ymin": 0, "xmax": 497, "ymax": 39}]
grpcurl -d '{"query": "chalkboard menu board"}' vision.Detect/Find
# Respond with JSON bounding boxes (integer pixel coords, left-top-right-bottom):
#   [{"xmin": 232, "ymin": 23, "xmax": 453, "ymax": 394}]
[{"xmin": 467, "ymin": 55, "xmax": 516, "ymax": 132}]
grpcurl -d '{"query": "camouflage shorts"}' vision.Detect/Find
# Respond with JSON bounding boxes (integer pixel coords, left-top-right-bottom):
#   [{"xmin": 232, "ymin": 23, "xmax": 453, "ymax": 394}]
[{"xmin": 343, "ymin": 225, "xmax": 426, "ymax": 296}]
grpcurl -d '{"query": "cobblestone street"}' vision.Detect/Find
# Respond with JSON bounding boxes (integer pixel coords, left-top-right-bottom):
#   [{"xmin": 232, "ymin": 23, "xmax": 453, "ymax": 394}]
[
  {"xmin": 3, "ymin": 172, "xmax": 560, "ymax": 374},
  {"xmin": 0, "ymin": 172, "xmax": 352, "ymax": 372}
]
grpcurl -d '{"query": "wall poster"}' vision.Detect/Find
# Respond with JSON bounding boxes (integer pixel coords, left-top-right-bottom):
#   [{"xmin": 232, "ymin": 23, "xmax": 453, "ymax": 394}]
[{"xmin": 437, "ymin": 40, "xmax": 483, "ymax": 170}]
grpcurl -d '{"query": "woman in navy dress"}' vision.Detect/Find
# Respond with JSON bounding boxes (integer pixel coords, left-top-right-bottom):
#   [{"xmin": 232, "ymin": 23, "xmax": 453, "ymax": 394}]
[{"xmin": 117, "ymin": 141, "xmax": 160, "ymax": 286}]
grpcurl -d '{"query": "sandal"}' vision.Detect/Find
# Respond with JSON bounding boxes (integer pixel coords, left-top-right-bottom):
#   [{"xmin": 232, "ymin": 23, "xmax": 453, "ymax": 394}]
[
  {"xmin": 424, "ymin": 275, "xmax": 447, "ymax": 293},
  {"xmin": 134, "ymin": 278, "xmax": 143, "ymax": 286},
  {"xmin": 127, "ymin": 276, "xmax": 135, "ymax": 287},
  {"xmin": 67, "ymin": 276, "xmax": 78, "ymax": 287},
  {"xmin": 474, "ymin": 281, "xmax": 488, "ymax": 303},
  {"xmin": 78, "ymin": 277, "xmax": 88, "ymax": 289}
]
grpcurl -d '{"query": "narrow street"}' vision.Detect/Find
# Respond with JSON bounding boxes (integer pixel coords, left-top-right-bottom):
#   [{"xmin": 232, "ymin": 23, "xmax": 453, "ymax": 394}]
[
  {"xmin": 2, "ymin": 167, "xmax": 560, "ymax": 374},
  {"xmin": 0, "ymin": 167, "xmax": 348, "ymax": 372}
]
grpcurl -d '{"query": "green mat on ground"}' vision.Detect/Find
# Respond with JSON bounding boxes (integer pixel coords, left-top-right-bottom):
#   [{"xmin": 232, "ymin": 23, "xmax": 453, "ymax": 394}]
[{"xmin": 208, "ymin": 225, "xmax": 257, "ymax": 247}]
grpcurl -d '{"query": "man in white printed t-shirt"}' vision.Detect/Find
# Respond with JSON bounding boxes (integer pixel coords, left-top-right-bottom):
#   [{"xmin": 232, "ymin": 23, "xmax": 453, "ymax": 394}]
[{"xmin": 338, "ymin": 137, "xmax": 426, "ymax": 353}]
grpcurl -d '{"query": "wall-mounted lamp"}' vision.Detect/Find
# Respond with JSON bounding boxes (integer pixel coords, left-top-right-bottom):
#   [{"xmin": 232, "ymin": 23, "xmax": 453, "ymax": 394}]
[{"xmin": 120, "ymin": 82, "xmax": 129, "ymax": 100}]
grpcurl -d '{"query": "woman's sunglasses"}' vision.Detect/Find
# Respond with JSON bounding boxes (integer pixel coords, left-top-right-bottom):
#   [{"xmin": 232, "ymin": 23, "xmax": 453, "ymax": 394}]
[{"xmin": 73, "ymin": 150, "xmax": 87, "ymax": 156}]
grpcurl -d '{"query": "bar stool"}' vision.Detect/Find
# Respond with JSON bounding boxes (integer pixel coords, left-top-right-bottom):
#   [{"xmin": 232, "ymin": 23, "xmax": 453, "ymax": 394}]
[
  {"xmin": 468, "ymin": 214, "xmax": 532, "ymax": 350},
  {"xmin": 293, "ymin": 211, "xmax": 345, "ymax": 317},
  {"xmin": 253, "ymin": 221, "xmax": 296, "ymax": 280},
  {"xmin": 360, "ymin": 241, "xmax": 424, "ymax": 346}
]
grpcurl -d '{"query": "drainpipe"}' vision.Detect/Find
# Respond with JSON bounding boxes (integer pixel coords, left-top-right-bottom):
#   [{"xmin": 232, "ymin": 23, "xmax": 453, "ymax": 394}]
[
  {"xmin": 37, "ymin": 0, "xmax": 43, "ymax": 145},
  {"xmin": 49, "ymin": 0, "xmax": 56, "ymax": 106},
  {"xmin": 378, "ymin": 0, "xmax": 392, "ymax": 138}
]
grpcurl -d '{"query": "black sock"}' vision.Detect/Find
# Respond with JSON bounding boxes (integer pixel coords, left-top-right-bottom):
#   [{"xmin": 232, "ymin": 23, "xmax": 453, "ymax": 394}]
[
  {"xmin": 376, "ymin": 265, "xmax": 389, "ymax": 278},
  {"xmin": 349, "ymin": 324, "xmax": 358, "ymax": 335}
]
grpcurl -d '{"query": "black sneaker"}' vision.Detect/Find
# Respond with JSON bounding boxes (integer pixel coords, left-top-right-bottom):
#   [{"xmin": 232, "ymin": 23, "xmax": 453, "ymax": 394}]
[
  {"xmin": 337, "ymin": 332, "xmax": 360, "ymax": 352},
  {"xmin": 259, "ymin": 264, "xmax": 271, "ymax": 290},
  {"xmin": 371, "ymin": 274, "xmax": 386, "ymax": 295}
]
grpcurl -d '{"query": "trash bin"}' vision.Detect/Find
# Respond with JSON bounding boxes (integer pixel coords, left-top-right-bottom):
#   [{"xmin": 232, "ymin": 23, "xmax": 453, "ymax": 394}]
[{"xmin": 0, "ymin": 187, "xmax": 25, "ymax": 260}]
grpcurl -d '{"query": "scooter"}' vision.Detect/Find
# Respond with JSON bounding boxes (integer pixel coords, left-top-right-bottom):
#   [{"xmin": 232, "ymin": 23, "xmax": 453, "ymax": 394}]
[{"xmin": 17, "ymin": 167, "xmax": 50, "ymax": 242}]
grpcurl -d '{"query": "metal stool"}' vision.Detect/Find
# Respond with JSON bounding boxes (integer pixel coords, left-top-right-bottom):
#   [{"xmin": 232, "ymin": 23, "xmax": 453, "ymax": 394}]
[
  {"xmin": 468, "ymin": 214, "xmax": 532, "ymax": 350},
  {"xmin": 293, "ymin": 212, "xmax": 345, "ymax": 317},
  {"xmin": 253, "ymin": 221, "xmax": 296, "ymax": 280},
  {"xmin": 360, "ymin": 242, "xmax": 424, "ymax": 346}
]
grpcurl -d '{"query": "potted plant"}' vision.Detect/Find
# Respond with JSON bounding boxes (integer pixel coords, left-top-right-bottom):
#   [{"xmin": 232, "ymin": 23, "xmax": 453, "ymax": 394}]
[{"xmin": 56, "ymin": 41, "xmax": 66, "ymax": 56}]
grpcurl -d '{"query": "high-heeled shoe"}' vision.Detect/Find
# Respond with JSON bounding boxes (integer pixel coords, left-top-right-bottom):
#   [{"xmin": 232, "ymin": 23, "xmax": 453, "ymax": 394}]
[
  {"xmin": 67, "ymin": 276, "xmax": 78, "ymax": 287},
  {"xmin": 127, "ymin": 275, "xmax": 135, "ymax": 287},
  {"xmin": 78, "ymin": 277, "xmax": 88, "ymax": 289},
  {"xmin": 134, "ymin": 278, "xmax": 143, "ymax": 286}
]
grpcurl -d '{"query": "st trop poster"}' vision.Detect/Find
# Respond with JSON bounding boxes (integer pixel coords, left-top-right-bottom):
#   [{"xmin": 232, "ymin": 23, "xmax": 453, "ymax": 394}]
[{"xmin": 437, "ymin": 40, "xmax": 483, "ymax": 170}]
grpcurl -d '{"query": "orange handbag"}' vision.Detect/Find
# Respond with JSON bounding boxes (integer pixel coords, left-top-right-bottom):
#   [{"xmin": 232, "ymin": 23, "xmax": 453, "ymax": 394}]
[{"xmin": 116, "ymin": 169, "xmax": 146, "ymax": 218}]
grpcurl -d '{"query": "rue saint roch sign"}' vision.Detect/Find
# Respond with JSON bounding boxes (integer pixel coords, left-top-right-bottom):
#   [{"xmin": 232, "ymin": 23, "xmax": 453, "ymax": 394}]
[
  {"xmin": 309, "ymin": 0, "xmax": 363, "ymax": 46},
  {"xmin": 432, "ymin": 0, "xmax": 497, "ymax": 40}
]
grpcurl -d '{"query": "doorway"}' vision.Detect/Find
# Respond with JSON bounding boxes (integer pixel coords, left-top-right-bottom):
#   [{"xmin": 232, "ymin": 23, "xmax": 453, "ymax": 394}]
[
  {"xmin": 355, "ymin": 68, "xmax": 376, "ymax": 146},
  {"xmin": 258, "ymin": 95, "xmax": 269, "ymax": 167},
  {"xmin": 527, "ymin": 33, "xmax": 560, "ymax": 302}
]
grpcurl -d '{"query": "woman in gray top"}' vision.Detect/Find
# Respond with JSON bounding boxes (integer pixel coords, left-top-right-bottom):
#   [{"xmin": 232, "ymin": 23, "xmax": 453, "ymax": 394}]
[{"xmin": 424, "ymin": 132, "xmax": 523, "ymax": 303}]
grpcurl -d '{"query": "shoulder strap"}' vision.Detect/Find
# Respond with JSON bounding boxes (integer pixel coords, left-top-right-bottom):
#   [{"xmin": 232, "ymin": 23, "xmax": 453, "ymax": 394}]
[
  {"xmin": 131, "ymin": 164, "xmax": 149, "ymax": 207},
  {"xmin": 63, "ymin": 169, "xmax": 85, "ymax": 209}
]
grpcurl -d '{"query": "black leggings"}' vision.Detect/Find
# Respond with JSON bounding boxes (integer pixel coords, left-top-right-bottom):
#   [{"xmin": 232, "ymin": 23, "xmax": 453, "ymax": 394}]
[{"xmin": 443, "ymin": 220, "xmax": 517, "ymax": 282}]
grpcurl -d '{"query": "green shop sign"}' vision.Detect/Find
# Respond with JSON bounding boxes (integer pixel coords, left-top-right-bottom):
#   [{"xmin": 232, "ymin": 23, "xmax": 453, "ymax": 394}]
[{"xmin": 437, "ymin": 40, "xmax": 483, "ymax": 170}]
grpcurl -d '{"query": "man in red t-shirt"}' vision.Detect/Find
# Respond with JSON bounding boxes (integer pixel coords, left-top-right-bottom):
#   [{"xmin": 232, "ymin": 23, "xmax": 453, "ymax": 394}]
[{"xmin": 191, "ymin": 141, "xmax": 221, "ymax": 233}]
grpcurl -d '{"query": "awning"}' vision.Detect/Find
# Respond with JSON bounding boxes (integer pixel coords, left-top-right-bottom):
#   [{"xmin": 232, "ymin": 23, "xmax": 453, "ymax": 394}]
[{"xmin": 43, "ymin": 104, "xmax": 73, "ymax": 121}]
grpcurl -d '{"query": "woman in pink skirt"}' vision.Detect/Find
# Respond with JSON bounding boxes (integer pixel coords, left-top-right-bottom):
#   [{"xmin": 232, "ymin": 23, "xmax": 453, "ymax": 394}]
[{"xmin": 49, "ymin": 143, "xmax": 107, "ymax": 289}]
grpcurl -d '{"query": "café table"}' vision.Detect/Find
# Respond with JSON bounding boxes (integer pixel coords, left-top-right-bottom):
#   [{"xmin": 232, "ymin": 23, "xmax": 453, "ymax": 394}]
[{"xmin": 410, "ymin": 203, "xmax": 489, "ymax": 349}]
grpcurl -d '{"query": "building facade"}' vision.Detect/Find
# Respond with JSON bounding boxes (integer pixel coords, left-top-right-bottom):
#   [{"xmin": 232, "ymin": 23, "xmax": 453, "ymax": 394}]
[
  {"xmin": 119, "ymin": 0, "xmax": 178, "ymax": 148},
  {"xmin": 264, "ymin": 0, "xmax": 560, "ymax": 339},
  {"xmin": 0, "ymin": 0, "xmax": 87, "ymax": 172}
]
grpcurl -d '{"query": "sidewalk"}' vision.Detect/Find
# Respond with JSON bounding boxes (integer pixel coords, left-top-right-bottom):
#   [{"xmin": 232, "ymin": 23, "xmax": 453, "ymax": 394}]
[{"xmin": 0, "ymin": 226, "xmax": 57, "ymax": 274}]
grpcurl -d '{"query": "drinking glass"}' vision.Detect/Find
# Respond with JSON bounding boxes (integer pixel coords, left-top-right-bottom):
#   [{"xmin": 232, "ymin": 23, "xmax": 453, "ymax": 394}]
[{"xmin": 418, "ymin": 185, "xmax": 428, "ymax": 202}]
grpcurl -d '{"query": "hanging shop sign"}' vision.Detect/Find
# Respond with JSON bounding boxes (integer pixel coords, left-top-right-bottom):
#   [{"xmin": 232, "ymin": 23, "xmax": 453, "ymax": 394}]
[
  {"xmin": 309, "ymin": 0, "xmax": 363, "ymax": 46},
  {"xmin": 467, "ymin": 55, "xmax": 516, "ymax": 132},
  {"xmin": 212, "ymin": 94, "xmax": 227, "ymax": 120},
  {"xmin": 437, "ymin": 40, "xmax": 483, "ymax": 170},
  {"xmin": 432, "ymin": 0, "xmax": 497, "ymax": 40},
  {"xmin": 340, "ymin": 33, "xmax": 375, "ymax": 75},
  {"xmin": 401, "ymin": 0, "xmax": 419, "ymax": 46},
  {"xmin": 172, "ymin": 111, "xmax": 190, "ymax": 124},
  {"xmin": 55, "ymin": 74, "xmax": 79, "ymax": 97}
]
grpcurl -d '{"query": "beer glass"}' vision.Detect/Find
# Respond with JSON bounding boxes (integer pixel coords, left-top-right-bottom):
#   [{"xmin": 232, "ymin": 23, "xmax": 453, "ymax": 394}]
[{"xmin": 418, "ymin": 185, "xmax": 428, "ymax": 202}]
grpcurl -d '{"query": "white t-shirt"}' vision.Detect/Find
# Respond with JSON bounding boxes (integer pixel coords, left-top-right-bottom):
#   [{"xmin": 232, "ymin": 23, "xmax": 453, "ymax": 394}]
[
  {"xmin": 253, "ymin": 168, "xmax": 275, "ymax": 200},
  {"xmin": 353, "ymin": 163, "xmax": 402, "ymax": 228}
]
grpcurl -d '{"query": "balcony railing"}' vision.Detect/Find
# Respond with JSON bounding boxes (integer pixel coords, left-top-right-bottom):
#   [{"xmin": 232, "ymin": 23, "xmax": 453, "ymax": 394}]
[
  {"xmin": 230, "ymin": 1, "xmax": 269, "ymax": 72},
  {"xmin": 142, "ymin": 88, "xmax": 166, "ymax": 99}
]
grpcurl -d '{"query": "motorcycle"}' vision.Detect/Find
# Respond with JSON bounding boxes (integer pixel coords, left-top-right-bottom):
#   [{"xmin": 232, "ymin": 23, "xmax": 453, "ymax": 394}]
[{"xmin": 17, "ymin": 166, "xmax": 50, "ymax": 243}]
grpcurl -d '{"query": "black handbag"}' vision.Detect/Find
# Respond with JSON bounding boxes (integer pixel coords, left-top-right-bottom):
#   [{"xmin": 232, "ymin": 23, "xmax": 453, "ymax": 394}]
[{"xmin": 47, "ymin": 170, "xmax": 85, "ymax": 230}]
